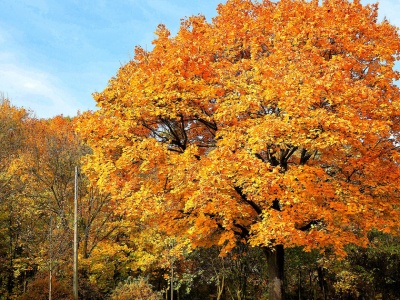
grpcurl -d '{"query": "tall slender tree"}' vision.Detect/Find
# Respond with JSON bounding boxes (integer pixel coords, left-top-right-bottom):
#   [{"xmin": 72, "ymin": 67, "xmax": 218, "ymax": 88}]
[{"xmin": 0, "ymin": 96, "xmax": 31, "ymax": 298}]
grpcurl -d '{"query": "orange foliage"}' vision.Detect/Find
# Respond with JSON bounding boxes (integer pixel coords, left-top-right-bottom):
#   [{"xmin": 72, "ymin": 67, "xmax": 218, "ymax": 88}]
[{"xmin": 77, "ymin": 0, "xmax": 400, "ymax": 257}]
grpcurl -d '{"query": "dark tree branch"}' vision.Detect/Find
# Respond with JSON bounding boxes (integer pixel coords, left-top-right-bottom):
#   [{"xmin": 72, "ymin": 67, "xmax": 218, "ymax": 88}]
[
  {"xmin": 266, "ymin": 147, "xmax": 280, "ymax": 167},
  {"xmin": 234, "ymin": 186, "xmax": 262, "ymax": 215},
  {"xmin": 271, "ymin": 199, "xmax": 281, "ymax": 211},
  {"xmin": 255, "ymin": 153, "xmax": 266, "ymax": 162},
  {"xmin": 161, "ymin": 118, "xmax": 182, "ymax": 147},
  {"xmin": 196, "ymin": 117, "xmax": 218, "ymax": 132},
  {"xmin": 286, "ymin": 146, "xmax": 298, "ymax": 161},
  {"xmin": 179, "ymin": 114, "xmax": 188, "ymax": 149},
  {"xmin": 141, "ymin": 120, "xmax": 167, "ymax": 142},
  {"xmin": 233, "ymin": 222, "xmax": 250, "ymax": 239},
  {"xmin": 300, "ymin": 148, "xmax": 312, "ymax": 165}
]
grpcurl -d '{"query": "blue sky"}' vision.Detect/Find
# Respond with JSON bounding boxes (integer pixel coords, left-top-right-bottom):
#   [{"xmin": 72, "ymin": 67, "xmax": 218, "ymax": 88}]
[{"xmin": 0, "ymin": 0, "xmax": 399, "ymax": 118}]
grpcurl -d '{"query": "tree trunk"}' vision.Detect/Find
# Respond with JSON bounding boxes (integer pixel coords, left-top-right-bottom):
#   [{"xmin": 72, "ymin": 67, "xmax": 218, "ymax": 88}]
[
  {"xmin": 265, "ymin": 245, "xmax": 284, "ymax": 300},
  {"xmin": 7, "ymin": 204, "xmax": 14, "ymax": 299}
]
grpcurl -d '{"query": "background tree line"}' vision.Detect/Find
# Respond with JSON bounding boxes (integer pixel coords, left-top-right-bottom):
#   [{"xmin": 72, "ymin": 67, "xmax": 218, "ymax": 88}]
[{"xmin": 1, "ymin": 94, "xmax": 400, "ymax": 299}]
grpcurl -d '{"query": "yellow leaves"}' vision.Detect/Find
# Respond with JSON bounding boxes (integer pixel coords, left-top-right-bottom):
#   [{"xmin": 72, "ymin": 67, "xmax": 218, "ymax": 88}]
[{"xmin": 78, "ymin": 0, "xmax": 400, "ymax": 262}]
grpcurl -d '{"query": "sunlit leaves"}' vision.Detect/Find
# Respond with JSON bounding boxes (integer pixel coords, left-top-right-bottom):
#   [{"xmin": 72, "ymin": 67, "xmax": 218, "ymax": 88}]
[{"xmin": 78, "ymin": 0, "xmax": 400, "ymax": 260}]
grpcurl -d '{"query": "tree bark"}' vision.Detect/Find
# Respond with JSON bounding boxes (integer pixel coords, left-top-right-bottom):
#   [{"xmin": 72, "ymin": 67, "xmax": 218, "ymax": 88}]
[{"xmin": 265, "ymin": 245, "xmax": 284, "ymax": 300}]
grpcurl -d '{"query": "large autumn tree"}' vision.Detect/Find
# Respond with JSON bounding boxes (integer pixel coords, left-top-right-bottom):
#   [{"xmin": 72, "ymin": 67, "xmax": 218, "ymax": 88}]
[{"xmin": 77, "ymin": 0, "xmax": 400, "ymax": 299}]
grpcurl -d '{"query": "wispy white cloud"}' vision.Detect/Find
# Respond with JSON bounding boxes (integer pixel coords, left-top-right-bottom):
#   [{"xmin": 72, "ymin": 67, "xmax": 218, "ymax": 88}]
[
  {"xmin": 0, "ymin": 0, "xmax": 222, "ymax": 118},
  {"xmin": 0, "ymin": 62, "xmax": 83, "ymax": 118},
  {"xmin": 0, "ymin": 3, "xmax": 96, "ymax": 118}
]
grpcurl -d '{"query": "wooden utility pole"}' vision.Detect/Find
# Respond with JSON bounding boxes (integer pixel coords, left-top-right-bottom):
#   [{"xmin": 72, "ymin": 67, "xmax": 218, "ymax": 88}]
[
  {"xmin": 73, "ymin": 166, "xmax": 78, "ymax": 299},
  {"xmin": 49, "ymin": 210, "xmax": 52, "ymax": 300}
]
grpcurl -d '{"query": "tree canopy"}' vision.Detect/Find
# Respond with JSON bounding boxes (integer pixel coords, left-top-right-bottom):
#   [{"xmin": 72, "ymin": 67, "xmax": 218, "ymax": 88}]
[{"xmin": 77, "ymin": 0, "xmax": 400, "ymax": 298}]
